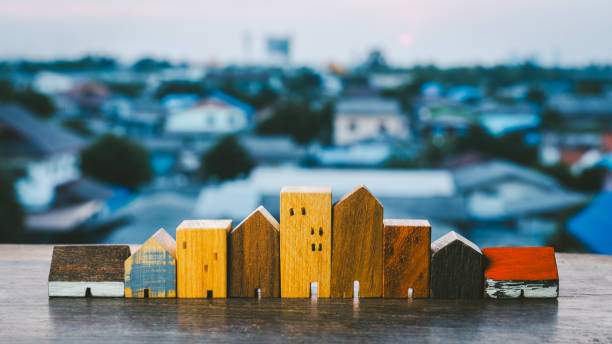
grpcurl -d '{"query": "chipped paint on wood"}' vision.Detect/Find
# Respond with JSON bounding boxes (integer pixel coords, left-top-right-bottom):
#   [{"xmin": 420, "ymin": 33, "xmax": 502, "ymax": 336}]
[
  {"xmin": 48, "ymin": 281, "xmax": 124, "ymax": 297},
  {"xmin": 125, "ymin": 230, "xmax": 177, "ymax": 298},
  {"xmin": 485, "ymin": 278, "xmax": 559, "ymax": 298}
]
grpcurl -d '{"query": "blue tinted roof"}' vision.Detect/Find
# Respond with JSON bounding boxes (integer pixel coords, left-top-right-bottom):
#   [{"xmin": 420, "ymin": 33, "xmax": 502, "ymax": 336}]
[
  {"xmin": 208, "ymin": 90, "xmax": 255, "ymax": 117},
  {"xmin": 567, "ymin": 192, "xmax": 612, "ymax": 254}
]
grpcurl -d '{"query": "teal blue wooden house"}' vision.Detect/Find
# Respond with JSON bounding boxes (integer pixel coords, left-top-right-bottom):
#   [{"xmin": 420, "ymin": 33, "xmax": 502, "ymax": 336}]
[{"xmin": 124, "ymin": 228, "xmax": 177, "ymax": 298}]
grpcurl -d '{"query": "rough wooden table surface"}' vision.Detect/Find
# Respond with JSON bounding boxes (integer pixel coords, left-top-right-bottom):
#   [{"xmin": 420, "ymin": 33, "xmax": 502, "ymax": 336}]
[{"xmin": 1, "ymin": 245, "xmax": 611, "ymax": 343}]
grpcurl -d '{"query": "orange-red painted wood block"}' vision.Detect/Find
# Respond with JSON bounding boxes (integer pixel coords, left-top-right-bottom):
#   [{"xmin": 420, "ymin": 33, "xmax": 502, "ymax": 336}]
[{"xmin": 483, "ymin": 247, "xmax": 559, "ymax": 299}]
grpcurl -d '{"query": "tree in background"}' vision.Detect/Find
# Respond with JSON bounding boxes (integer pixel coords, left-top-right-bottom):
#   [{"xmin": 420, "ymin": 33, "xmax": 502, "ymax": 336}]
[
  {"xmin": 132, "ymin": 57, "xmax": 172, "ymax": 71},
  {"xmin": 200, "ymin": 135, "xmax": 255, "ymax": 181},
  {"xmin": 61, "ymin": 118, "xmax": 92, "ymax": 137},
  {"xmin": 0, "ymin": 80, "xmax": 55, "ymax": 118},
  {"xmin": 0, "ymin": 167, "xmax": 24, "ymax": 242},
  {"xmin": 80, "ymin": 134, "xmax": 152, "ymax": 190},
  {"xmin": 155, "ymin": 81, "xmax": 207, "ymax": 100},
  {"xmin": 256, "ymin": 101, "xmax": 333, "ymax": 145},
  {"xmin": 104, "ymin": 82, "xmax": 146, "ymax": 98},
  {"xmin": 525, "ymin": 87, "xmax": 547, "ymax": 106}
]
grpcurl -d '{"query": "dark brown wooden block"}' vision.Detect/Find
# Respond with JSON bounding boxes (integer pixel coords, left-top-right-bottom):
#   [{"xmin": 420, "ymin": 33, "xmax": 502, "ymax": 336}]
[
  {"xmin": 430, "ymin": 231, "xmax": 483, "ymax": 299},
  {"xmin": 382, "ymin": 219, "xmax": 431, "ymax": 298},
  {"xmin": 229, "ymin": 206, "xmax": 280, "ymax": 298},
  {"xmin": 48, "ymin": 245, "xmax": 131, "ymax": 297},
  {"xmin": 331, "ymin": 185, "xmax": 383, "ymax": 298}
]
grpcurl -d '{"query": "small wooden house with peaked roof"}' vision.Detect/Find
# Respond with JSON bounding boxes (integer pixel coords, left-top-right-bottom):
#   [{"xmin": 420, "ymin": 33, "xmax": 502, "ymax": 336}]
[
  {"xmin": 229, "ymin": 206, "xmax": 280, "ymax": 298},
  {"xmin": 430, "ymin": 231, "xmax": 483, "ymax": 299},
  {"xmin": 331, "ymin": 185, "xmax": 383, "ymax": 298},
  {"xmin": 48, "ymin": 245, "xmax": 131, "ymax": 297},
  {"xmin": 176, "ymin": 219, "xmax": 232, "ymax": 298},
  {"xmin": 125, "ymin": 228, "xmax": 177, "ymax": 298}
]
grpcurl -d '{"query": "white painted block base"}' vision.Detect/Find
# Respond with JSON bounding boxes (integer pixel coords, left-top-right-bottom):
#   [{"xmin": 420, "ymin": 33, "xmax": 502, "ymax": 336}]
[
  {"xmin": 485, "ymin": 278, "xmax": 558, "ymax": 299},
  {"xmin": 49, "ymin": 281, "xmax": 125, "ymax": 297}
]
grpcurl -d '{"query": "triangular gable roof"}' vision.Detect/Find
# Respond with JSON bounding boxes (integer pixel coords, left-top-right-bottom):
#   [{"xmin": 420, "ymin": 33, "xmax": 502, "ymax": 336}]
[
  {"xmin": 431, "ymin": 231, "xmax": 481, "ymax": 254},
  {"xmin": 207, "ymin": 90, "xmax": 255, "ymax": 117},
  {"xmin": 333, "ymin": 184, "xmax": 382, "ymax": 208},
  {"xmin": 231, "ymin": 205, "xmax": 279, "ymax": 233},
  {"xmin": 139, "ymin": 228, "xmax": 176, "ymax": 259},
  {"xmin": 0, "ymin": 104, "xmax": 86, "ymax": 156}
]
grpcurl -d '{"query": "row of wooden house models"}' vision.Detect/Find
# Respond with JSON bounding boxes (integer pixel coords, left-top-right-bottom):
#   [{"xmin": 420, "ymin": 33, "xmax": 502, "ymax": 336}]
[{"xmin": 48, "ymin": 185, "xmax": 560, "ymax": 299}]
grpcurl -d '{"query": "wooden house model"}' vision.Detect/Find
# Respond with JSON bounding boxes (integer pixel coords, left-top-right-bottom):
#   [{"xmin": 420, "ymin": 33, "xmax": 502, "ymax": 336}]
[
  {"xmin": 483, "ymin": 247, "xmax": 559, "ymax": 298},
  {"xmin": 125, "ymin": 228, "xmax": 177, "ymax": 298},
  {"xmin": 331, "ymin": 185, "xmax": 383, "ymax": 298},
  {"xmin": 383, "ymin": 219, "xmax": 431, "ymax": 298},
  {"xmin": 48, "ymin": 245, "xmax": 131, "ymax": 297},
  {"xmin": 229, "ymin": 206, "xmax": 280, "ymax": 298},
  {"xmin": 430, "ymin": 231, "xmax": 483, "ymax": 299},
  {"xmin": 280, "ymin": 186, "xmax": 332, "ymax": 298},
  {"xmin": 176, "ymin": 219, "xmax": 232, "ymax": 298}
]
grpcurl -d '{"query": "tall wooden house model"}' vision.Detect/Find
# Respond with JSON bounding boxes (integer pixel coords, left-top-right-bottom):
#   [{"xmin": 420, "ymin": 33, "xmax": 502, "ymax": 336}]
[
  {"xmin": 331, "ymin": 185, "xmax": 383, "ymax": 298},
  {"xmin": 280, "ymin": 186, "xmax": 332, "ymax": 298}
]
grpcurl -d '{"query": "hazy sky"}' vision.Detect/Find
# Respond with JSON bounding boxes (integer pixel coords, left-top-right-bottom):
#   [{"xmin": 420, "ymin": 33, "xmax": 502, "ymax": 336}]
[{"xmin": 1, "ymin": 0, "xmax": 611, "ymax": 67}]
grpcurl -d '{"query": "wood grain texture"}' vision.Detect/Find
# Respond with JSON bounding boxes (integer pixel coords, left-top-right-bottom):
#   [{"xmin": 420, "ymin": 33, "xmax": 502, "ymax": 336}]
[
  {"xmin": 430, "ymin": 231, "xmax": 483, "ymax": 299},
  {"xmin": 6, "ymin": 246, "xmax": 612, "ymax": 343},
  {"xmin": 280, "ymin": 186, "xmax": 332, "ymax": 298},
  {"xmin": 176, "ymin": 220, "xmax": 232, "ymax": 298},
  {"xmin": 330, "ymin": 185, "xmax": 383, "ymax": 298},
  {"xmin": 229, "ymin": 206, "xmax": 280, "ymax": 298},
  {"xmin": 483, "ymin": 247, "xmax": 559, "ymax": 299},
  {"xmin": 382, "ymin": 219, "xmax": 430, "ymax": 298},
  {"xmin": 48, "ymin": 245, "xmax": 131, "ymax": 297},
  {"xmin": 125, "ymin": 228, "xmax": 177, "ymax": 298}
]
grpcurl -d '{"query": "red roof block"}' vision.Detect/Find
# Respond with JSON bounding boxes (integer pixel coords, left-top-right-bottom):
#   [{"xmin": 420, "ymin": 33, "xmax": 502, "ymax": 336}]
[{"xmin": 483, "ymin": 247, "xmax": 559, "ymax": 281}]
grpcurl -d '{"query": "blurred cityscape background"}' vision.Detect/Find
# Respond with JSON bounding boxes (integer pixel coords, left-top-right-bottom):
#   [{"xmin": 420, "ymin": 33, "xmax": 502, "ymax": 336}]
[{"xmin": 1, "ymin": 0, "xmax": 611, "ymax": 254}]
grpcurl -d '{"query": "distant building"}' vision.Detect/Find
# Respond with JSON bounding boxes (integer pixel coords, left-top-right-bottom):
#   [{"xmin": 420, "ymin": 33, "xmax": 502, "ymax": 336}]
[
  {"xmin": 547, "ymin": 93, "xmax": 612, "ymax": 130},
  {"xmin": 415, "ymin": 98, "xmax": 475, "ymax": 138},
  {"xmin": 33, "ymin": 72, "xmax": 74, "ymax": 95},
  {"xmin": 453, "ymin": 159, "xmax": 585, "ymax": 222},
  {"xmin": 0, "ymin": 104, "xmax": 120, "ymax": 233},
  {"xmin": 333, "ymin": 97, "xmax": 409, "ymax": 146},
  {"xmin": 368, "ymin": 72, "xmax": 412, "ymax": 90},
  {"xmin": 447, "ymin": 85, "xmax": 481, "ymax": 104},
  {"xmin": 477, "ymin": 103, "xmax": 540, "ymax": 137},
  {"xmin": 160, "ymin": 94, "xmax": 200, "ymax": 114},
  {"xmin": 66, "ymin": 81, "xmax": 111, "ymax": 114},
  {"xmin": 165, "ymin": 91, "xmax": 254, "ymax": 135},
  {"xmin": 539, "ymin": 132, "xmax": 608, "ymax": 167}
]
